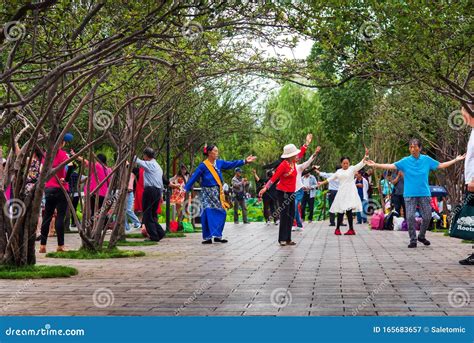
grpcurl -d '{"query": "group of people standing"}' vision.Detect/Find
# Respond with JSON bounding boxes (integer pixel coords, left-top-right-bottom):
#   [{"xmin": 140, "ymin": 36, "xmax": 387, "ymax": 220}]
[
  {"xmin": 4, "ymin": 106, "xmax": 472, "ymax": 267},
  {"xmin": 186, "ymin": 124, "xmax": 469, "ymax": 259}
]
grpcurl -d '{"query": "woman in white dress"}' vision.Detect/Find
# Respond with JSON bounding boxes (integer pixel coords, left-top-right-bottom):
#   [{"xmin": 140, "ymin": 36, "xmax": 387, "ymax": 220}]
[{"xmin": 318, "ymin": 148, "xmax": 369, "ymax": 235}]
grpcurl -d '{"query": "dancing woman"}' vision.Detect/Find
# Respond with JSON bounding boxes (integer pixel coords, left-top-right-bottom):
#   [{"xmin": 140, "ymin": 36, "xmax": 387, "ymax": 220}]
[
  {"xmin": 318, "ymin": 148, "xmax": 369, "ymax": 235},
  {"xmin": 259, "ymin": 144, "xmax": 319, "ymax": 246},
  {"xmin": 366, "ymin": 138, "xmax": 465, "ymax": 248},
  {"xmin": 184, "ymin": 145, "xmax": 256, "ymax": 244}
]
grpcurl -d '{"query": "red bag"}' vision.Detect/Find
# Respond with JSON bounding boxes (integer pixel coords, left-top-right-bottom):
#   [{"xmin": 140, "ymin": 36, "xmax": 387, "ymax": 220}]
[
  {"xmin": 169, "ymin": 221, "xmax": 179, "ymax": 232},
  {"xmin": 370, "ymin": 211, "xmax": 385, "ymax": 230}
]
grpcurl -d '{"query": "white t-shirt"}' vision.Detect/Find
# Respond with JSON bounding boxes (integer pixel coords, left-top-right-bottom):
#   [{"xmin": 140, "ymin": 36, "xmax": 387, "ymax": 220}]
[{"xmin": 465, "ymin": 129, "xmax": 474, "ymax": 184}]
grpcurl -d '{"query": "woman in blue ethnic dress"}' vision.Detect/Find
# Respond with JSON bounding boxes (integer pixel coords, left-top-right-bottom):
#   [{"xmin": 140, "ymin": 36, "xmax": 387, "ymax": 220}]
[{"xmin": 184, "ymin": 145, "xmax": 256, "ymax": 244}]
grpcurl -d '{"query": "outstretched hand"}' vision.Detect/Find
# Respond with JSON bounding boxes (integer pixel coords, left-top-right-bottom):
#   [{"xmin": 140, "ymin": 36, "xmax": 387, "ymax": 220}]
[
  {"xmin": 455, "ymin": 153, "xmax": 466, "ymax": 162},
  {"xmin": 258, "ymin": 187, "xmax": 267, "ymax": 197},
  {"xmin": 245, "ymin": 155, "xmax": 257, "ymax": 164},
  {"xmin": 365, "ymin": 160, "xmax": 376, "ymax": 167},
  {"xmin": 315, "ymin": 146, "xmax": 321, "ymax": 154},
  {"xmin": 305, "ymin": 133, "xmax": 313, "ymax": 145},
  {"xmin": 364, "ymin": 147, "xmax": 369, "ymax": 158}
]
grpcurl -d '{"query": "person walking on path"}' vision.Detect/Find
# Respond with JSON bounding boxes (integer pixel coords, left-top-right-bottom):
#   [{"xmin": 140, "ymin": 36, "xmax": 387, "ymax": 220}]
[
  {"xmin": 366, "ymin": 139, "xmax": 465, "ymax": 248},
  {"xmin": 134, "ymin": 147, "xmax": 166, "ymax": 242},
  {"xmin": 185, "ymin": 145, "xmax": 256, "ymax": 244},
  {"xmin": 232, "ymin": 168, "xmax": 249, "ymax": 224},
  {"xmin": 318, "ymin": 148, "xmax": 370, "ymax": 236}
]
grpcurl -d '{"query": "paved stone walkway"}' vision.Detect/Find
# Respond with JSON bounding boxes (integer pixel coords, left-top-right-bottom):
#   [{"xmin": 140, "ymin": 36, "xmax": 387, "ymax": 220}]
[{"xmin": 0, "ymin": 221, "xmax": 473, "ymax": 316}]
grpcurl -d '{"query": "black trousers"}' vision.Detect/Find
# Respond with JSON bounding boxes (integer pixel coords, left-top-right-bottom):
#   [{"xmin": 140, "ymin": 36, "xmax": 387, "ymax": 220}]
[
  {"xmin": 70, "ymin": 195, "xmax": 80, "ymax": 225},
  {"xmin": 277, "ymin": 190, "xmax": 295, "ymax": 242},
  {"xmin": 40, "ymin": 188, "xmax": 67, "ymax": 246},
  {"xmin": 328, "ymin": 190, "xmax": 338, "ymax": 225},
  {"xmin": 391, "ymin": 194, "xmax": 405, "ymax": 217},
  {"xmin": 263, "ymin": 194, "xmax": 277, "ymax": 222},
  {"xmin": 337, "ymin": 209, "xmax": 354, "ymax": 230},
  {"xmin": 142, "ymin": 186, "xmax": 165, "ymax": 241},
  {"xmin": 301, "ymin": 192, "xmax": 315, "ymax": 221}
]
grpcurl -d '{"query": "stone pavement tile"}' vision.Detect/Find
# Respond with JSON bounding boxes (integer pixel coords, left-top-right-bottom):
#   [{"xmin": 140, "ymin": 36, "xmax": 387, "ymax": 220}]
[{"xmin": 2, "ymin": 222, "xmax": 472, "ymax": 316}]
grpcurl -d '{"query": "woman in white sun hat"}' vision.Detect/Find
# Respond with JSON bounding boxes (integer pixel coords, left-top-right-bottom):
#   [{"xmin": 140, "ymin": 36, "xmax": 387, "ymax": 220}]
[{"xmin": 259, "ymin": 143, "xmax": 314, "ymax": 246}]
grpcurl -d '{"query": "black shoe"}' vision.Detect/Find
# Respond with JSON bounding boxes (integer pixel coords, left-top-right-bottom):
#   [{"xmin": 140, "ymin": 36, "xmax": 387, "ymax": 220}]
[
  {"xmin": 459, "ymin": 254, "xmax": 474, "ymax": 265},
  {"xmin": 417, "ymin": 237, "xmax": 431, "ymax": 246},
  {"xmin": 214, "ymin": 238, "xmax": 228, "ymax": 243},
  {"xmin": 329, "ymin": 223, "xmax": 335, "ymax": 227},
  {"xmin": 408, "ymin": 242, "xmax": 417, "ymax": 248},
  {"xmin": 202, "ymin": 239, "xmax": 212, "ymax": 244},
  {"xmin": 234, "ymin": 222, "xmax": 239, "ymax": 224},
  {"xmin": 244, "ymin": 222, "xmax": 250, "ymax": 224},
  {"xmin": 340, "ymin": 223, "xmax": 347, "ymax": 226}
]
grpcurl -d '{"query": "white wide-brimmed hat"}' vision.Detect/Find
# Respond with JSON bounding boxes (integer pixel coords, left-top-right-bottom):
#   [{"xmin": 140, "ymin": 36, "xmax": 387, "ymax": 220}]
[{"xmin": 281, "ymin": 144, "xmax": 301, "ymax": 159}]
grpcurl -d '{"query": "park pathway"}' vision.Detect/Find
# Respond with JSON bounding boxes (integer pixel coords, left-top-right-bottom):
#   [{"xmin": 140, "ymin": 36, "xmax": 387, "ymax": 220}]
[{"xmin": 1, "ymin": 221, "xmax": 473, "ymax": 316}]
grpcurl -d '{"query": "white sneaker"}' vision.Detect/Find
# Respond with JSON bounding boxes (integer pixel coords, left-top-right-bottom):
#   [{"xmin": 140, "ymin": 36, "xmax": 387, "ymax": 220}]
[
  {"xmin": 296, "ymin": 227, "xmax": 304, "ymax": 232},
  {"xmin": 265, "ymin": 221, "xmax": 270, "ymax": 226},
  {"xmin": 274, "ymin": 220, "xmax": 279, "ymax": 225},
  {"xmin": 291, "ymin": 227, "xmax": 296, "ymax": 231}
]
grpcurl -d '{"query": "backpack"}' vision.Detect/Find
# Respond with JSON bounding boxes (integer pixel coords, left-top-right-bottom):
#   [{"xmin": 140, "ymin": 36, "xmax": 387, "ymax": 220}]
[
  {"xmin": 370, "ymin": 211, "xmax": 385, "ymax": 230},
  {"xmin": 383, "ymin": 211, "xmax": 398, "ymax": 230}
]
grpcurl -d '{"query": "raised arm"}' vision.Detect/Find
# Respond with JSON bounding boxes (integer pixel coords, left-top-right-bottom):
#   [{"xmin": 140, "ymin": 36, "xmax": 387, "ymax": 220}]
[
  {"xmin": 438, "ymin": 154, "xmax": 465, "ymax": 169},
  {"xmin": 366, "ymin": 161, "xmax": 397, "ymax": 170},
  {"xmin": 353, "ymin": 147, "xmax": 370, "ymax": 172},
  {"xmin": 298, "ymin": 146, "xmax": 321, "ymax": 172},
  {"xmin": 134, "ymin": 156, "xmax": 151, "ymax": 171},
  {"xmin": 220, "ymin": 155, "xmax": 256, "ymax": 170}
]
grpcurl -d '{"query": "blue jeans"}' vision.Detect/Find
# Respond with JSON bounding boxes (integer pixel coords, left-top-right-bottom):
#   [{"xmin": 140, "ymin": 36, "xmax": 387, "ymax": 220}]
[
  {"xmin": 125, "ymin": 192, "xmax": 141, "ymax": 231},
  {"xmin": 294, "ymin": 189, "xmax": 304, "ymax": 227},
  {"xmin": 357, "ymin": 199, "xmax": 368, "ymax": 223}
]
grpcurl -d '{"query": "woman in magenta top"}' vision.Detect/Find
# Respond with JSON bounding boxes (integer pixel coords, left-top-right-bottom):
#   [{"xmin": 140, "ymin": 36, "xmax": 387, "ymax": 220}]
[
  {"xmin": 39, "ymin": 133, "xmax": 73, "ymax": 253},
  {"xmin": 77, "ymin": 153, "xmax": 111, "ymax": 220},
  {"xmin": 259, "ymin": 143, "xmax": 308, "ymax": 246}
]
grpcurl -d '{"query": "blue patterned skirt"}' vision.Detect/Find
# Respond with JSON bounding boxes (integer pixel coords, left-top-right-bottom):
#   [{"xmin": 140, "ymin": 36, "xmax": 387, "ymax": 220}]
[{"xmin": 200, "ymin": 186, "xmax": 226, "ymax": 240}]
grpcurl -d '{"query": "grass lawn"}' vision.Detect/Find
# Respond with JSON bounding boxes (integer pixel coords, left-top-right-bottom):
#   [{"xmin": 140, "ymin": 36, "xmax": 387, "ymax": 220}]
[
  {"xmin": 0, "ymin": 265, "xmax": 78, "ymax": 279},
  {"xmin": 46, "ymin": 248, "xmax": 145, "ymax": 259},
  {"xmin": 104, "ymin": 240, "xmax": 157, "ymax": 246}
]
